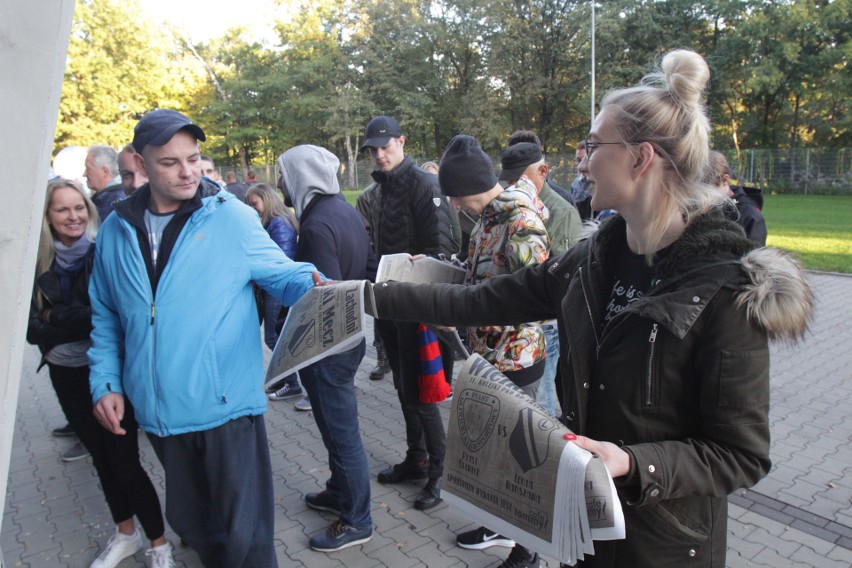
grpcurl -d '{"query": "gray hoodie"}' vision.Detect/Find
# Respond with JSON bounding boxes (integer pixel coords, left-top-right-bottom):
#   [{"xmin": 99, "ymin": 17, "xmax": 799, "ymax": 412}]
[{"xmin": 276, "ymin": 145, "xmax": 340, "ymax": 219}]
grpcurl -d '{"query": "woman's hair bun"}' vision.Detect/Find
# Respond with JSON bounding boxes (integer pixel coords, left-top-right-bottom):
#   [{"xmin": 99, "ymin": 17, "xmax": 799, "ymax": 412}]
[{"xmin": 661, "ymin": 49, "xmax": 710, "ymax": 106}]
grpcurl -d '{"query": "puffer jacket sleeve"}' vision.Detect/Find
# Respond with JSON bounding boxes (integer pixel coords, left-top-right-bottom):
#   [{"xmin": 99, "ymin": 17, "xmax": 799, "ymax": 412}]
[
  {"xmin": 28, "ymin": 273, "xmax": 93, "ymax": 350},
  {"xmin": 411, "ymin": 175, "xmax": 455, "ymax": 257},
  {"xmin": 266, "ymin": 216, "xmax": 298, "ymax": 259},
  {"xmin": 623, "ymin": 287, "xmax": 771, "ymax": 507}
]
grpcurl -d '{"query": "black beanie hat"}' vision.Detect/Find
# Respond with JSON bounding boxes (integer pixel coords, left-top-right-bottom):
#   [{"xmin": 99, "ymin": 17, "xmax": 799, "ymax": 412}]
[
  {"xmin": 499, "ymin": 142, "xmax": 543, "ymax": 182},
  {"xmin": 438, "ymin": 135, "xmax": 498, "ymax": 197}
]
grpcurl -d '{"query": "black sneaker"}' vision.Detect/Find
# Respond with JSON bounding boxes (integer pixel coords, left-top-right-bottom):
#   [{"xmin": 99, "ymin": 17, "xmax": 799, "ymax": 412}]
[
  {"xmin": 304, "ymin": 491, "xmax": 341, "ymax": 516},
  {"xmin": 497, "ymin": 546, "xmax": 540, "ymax": 568},
  {"xmin": 61, "ymin": 441, "xmax": 89, "ymax": 462},
  {"xmin": 456, "ymin": 526, "xmax": 515, "ymax": 550},
  {"xmin": 268, "ymin": 382, "xmax": 303, "ymax": 401},
  {"xmin": 377, "ymin": 459, "xmax": 428, "ymax": 484},
  {"xmin": 309, "ymin": 520, "xmax": 372, "ymax": 552},
  {"xmin": 51, "ymin": 423, "xmax": 76, "ymax": 437}
]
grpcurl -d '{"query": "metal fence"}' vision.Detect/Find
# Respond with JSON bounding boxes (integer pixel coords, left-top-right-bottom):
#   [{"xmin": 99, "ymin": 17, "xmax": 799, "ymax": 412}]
[{"xmin": 236, "ymin": 147, "xmax": 851, "ymax": 195}]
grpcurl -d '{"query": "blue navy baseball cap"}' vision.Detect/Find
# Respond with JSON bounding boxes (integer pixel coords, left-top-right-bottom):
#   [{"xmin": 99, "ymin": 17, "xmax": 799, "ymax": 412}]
[{"xmin": 132, "ymin": 109, "xmax": 206, "ymax": 154}]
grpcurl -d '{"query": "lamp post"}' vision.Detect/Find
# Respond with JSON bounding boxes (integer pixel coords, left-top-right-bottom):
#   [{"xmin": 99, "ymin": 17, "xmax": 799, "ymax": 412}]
[{"xmin": 590, "ymin": 1, "xmax": 596, "ymax": 128}]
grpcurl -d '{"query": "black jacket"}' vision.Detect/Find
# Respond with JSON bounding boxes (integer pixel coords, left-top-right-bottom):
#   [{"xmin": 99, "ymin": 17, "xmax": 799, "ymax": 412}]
[
  {"xmin": 374, "ymin": 209, "xmax": 813, "ymax": 567},
  {"xmin": 730, "ymin": 185, "xmax": 767, "ymax": 247},
  {"xmin": 369, "ymin": 157, "xmax": 456, "ymax": 258},
  {"xmin": 91, "ymin": 183, "xmax": 125, "ymax": 221},
  {"xmin": 27, "ymin": 246, "xmax": 96, "ymax": 368},
  {"xmin": 296, "ymin": 194, "xmax": 373, "ymax": 281}
]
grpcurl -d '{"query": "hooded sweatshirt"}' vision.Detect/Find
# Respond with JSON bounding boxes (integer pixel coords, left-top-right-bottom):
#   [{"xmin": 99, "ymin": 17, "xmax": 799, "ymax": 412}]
[{"xmin": 277, "ymin": 145, "xmax": 371, "ymax": 281}]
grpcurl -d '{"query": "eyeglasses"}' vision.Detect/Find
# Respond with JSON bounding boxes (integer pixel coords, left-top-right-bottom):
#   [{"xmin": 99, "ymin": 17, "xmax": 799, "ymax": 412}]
[{"xmin": 582, "ymin": 140, "xmax": 639, "ymax": 158}]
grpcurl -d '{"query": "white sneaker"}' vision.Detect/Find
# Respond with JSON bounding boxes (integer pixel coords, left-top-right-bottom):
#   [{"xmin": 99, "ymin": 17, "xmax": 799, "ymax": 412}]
[
  {"xmin": 145, "ymin": 542, "xmax": 176, "ymax": 568},
  {"xmin": 90, "ymin": 528, "xmax": 143, "ymax": 568}
]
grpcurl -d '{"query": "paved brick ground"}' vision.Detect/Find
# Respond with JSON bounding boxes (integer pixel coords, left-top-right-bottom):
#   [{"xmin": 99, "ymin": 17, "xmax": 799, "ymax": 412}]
[{"xmin": 3, "ymin": 272, "xmax": 851, "ymax": 567}]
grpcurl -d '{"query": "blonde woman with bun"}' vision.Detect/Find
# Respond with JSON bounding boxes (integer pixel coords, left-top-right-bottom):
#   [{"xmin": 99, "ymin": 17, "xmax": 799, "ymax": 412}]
[{"xmin": 370, "ymin": 50, "xmax": 814, "ymax": 567}]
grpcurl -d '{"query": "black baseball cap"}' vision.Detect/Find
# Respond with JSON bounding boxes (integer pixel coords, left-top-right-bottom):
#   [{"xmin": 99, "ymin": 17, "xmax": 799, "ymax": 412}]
[
  {"xmin": 361, "ymin": 115, "xmax": 402, "ymax": 150},
  {"xmin": 499, "ymin": 142, "xmax": 543, "ymax": 182},
  {"xmin": 133, "ymin": 109, "xmax": 206, "ymax": 154}
]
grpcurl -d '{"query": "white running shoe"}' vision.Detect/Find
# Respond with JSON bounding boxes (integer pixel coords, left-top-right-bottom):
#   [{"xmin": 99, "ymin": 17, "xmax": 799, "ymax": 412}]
[
  {"xmin": 90, "ymin": 528, "xmax": 143, "ymax": 568},
  {"xmin": 145, "ymin": 542, "xmax": 176, "ymax": 568}
]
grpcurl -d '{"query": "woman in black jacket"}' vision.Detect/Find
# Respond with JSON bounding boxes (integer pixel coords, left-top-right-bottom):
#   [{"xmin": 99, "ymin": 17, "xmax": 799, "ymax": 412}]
[
  {"xmin": 27, "ymin": 179, "xmax": 174, "ymax": 568},
  {"xmin": 372, "ymin": 50, "xmax": 814, "ymax": 568}
]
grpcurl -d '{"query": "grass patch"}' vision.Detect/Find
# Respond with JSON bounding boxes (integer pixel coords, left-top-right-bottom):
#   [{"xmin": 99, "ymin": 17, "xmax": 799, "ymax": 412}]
[
  {"xmin": 342, "ymin": 189, "xmax": 360, "ymax": 207},
  {"xmin": 763, "ymin": 195, "xmax": 852, "ymax": 273}
]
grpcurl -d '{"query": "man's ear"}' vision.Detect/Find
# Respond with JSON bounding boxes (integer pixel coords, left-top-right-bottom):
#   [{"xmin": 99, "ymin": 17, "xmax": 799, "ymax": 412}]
[
  {"xmin": 133, "ymin": 152, "xmax": 148, "ymax": 177},
  {"xmin": 397, "ymin": 135, "xmax": 406, "ymax": 149}
]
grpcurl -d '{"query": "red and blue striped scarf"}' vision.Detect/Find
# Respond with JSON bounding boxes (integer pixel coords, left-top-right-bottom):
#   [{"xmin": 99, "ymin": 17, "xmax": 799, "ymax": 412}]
[{"xmin": 417, "ymin": 323, "xmax": 451, "ymax": 403}]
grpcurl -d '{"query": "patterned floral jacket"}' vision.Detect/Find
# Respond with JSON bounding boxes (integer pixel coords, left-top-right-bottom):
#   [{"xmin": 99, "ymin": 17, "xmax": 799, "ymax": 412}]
[{"xmin": 466, "ymin": 176, "xmax": 550, "ymax": 379}]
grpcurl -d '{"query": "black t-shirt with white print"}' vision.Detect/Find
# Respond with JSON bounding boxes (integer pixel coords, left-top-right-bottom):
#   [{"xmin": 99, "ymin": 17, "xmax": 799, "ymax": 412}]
[{"xmin": 602, "ymin": 242, "xmax": 668, "ymax": 324}]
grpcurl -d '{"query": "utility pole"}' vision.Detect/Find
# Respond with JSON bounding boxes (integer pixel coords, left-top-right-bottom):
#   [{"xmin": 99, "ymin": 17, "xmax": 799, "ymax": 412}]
[{"xmin": 590, "ymin": 1, "xmax": 596, "ymax": 128}]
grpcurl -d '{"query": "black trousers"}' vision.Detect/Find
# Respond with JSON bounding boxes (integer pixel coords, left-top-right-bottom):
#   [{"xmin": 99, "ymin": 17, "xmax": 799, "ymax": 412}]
[
  {"xmin": 376, "ymin": 319, "xmax": 447, "ymax": 479},
  {"xmin": 147, "ymin": 416, "xmax": 278, "ymax": 568},
  {"xmin": 48, "ymin": 363, "xmax": 165, "ymax": 540}
]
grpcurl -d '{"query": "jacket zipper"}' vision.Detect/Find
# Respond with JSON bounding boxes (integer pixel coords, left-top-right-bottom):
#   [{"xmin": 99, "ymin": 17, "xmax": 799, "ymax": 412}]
[
  {"xmin": 646, "ymin": 323, "xmax": 658, "ymax": 406},
  {"xmin": 578, "ymin": 266, "xmax": 602, "ymax": 358}
]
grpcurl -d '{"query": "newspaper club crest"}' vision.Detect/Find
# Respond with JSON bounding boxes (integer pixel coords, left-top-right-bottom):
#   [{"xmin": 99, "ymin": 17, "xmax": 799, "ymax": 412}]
[
  {"xmin": 510, "ymin": 407, "xmax": 558, "ymax": 472},
  {"xmin": 456, "ymin": 389, "xmax": 500, "ymax": 452}
]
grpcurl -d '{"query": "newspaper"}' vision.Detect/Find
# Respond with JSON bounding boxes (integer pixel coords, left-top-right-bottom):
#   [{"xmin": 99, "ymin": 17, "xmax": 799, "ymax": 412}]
[
  {"xmin": 376, "ymin": 253, "xmax": 467, "ymax": 285},
  {"xmin": 264, "ymin": 280, "xmax": 371, "ymax": 390},
  {"xmin": 443, "ymin": 355, "xmax": 625, "ymax": 564}
]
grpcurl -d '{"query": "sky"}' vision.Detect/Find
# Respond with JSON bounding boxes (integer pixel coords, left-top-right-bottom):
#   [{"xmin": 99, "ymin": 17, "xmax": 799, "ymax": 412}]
[{"xmin": 138, "ymin": 0, "xmax": 286, "ymax": 43}]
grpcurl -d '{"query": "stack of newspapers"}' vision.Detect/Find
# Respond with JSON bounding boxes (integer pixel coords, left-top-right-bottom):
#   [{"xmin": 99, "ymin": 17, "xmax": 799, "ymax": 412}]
[{"xmin": 444, "ymin": 355, "xmax": 625, "ymax": 565}]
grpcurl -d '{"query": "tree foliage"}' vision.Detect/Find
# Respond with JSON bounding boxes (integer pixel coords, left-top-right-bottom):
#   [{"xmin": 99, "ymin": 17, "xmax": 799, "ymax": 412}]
[
  {"xmin": 56, "ymin": 0, "xmax": 176, "ymax": 148},
  {"xmin": 56, "ymin": 0, "xmax": 850, "ymax": 175}
]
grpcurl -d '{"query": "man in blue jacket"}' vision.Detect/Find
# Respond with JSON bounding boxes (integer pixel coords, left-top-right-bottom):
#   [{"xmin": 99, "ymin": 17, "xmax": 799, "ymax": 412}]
[
  {"xmin": 277, "ymin": 144, "xmax": 375, "ymax": 553},
  {"xmin": 89, "ymin": 109, "xmax": 320, "ymax": 568}
]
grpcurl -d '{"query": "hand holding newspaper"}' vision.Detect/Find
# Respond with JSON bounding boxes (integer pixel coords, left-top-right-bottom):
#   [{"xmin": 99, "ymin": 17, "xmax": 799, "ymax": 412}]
[
  {"xmin": 443, "ymin": 355, "xmax": 625, "ymax": 565},
  {"xmin": 264, "ymin": 280, "xmax": 372, "ymax": 390},
  {"xmin": 266, "ymin": 254, "xmax": 464, "ymax": 389}
]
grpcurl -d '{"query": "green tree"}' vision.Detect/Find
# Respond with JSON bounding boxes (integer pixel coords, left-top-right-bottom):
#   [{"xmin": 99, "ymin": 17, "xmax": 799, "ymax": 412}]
[
  {"xmin": 487, "ymin": 0, "xmax": 590, "ymax": 152},
  {"xmin": 55, "ymin": 0, "xmax": 175, "ymax": 151}
]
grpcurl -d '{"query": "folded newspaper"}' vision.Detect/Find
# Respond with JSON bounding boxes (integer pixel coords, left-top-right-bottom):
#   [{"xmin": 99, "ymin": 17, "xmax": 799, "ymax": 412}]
[
  {"xmin": 444, "ymin": 355, "xmax": 625, "ymax": 565},
  {"xmin": 264, "ymin": 280, "xmax": 372, "ymax": 390},
  {"xmin": 376, "ymin": 253, "xmax": 466, "ymax": 285},
  {"xmin": 265, "ymin": 254, "xmax": 463, "ymax": 389}
]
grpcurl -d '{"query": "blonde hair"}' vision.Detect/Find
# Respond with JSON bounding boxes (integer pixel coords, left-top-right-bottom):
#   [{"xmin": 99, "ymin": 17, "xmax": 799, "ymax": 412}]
[
  {"xmin": 601, "ymin": 49, "xmax": 721, "ymax": 260},
  {"xmin": 246, "ymin": 183, "xmax": 299, "ymax": 231},
  {"xmin": 36, "ymin": 180, "xmax": 100, "ymax": 305}
]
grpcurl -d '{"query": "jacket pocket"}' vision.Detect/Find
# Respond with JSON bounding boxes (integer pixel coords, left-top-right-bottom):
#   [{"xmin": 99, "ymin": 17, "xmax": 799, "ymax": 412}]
[
  {"xmin": 647, "ymin": 500, "xmax": 710, "ymax": 544},
  {"xmin": 202, "ymin": 339, "xmax": 227, "ymax": 406}
]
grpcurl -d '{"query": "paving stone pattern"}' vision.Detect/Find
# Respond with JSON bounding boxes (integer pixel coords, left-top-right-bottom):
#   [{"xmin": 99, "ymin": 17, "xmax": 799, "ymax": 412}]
[{"xmin": 3, "ymin": 272, "xmax": 851, "ymax": 567}]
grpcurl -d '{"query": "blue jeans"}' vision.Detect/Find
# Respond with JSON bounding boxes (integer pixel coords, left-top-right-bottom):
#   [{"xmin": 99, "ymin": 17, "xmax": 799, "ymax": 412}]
[
  {"xmin": 300, "ymin": 340, "xmax": 372, "ymax": 530},
  {"xmin": 536, "ymin": 323, "xmax": 560, "ymax": 417},
  {"xmin": 262, "ymin": 291, "xmax": 282, "ymax": 351}
]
